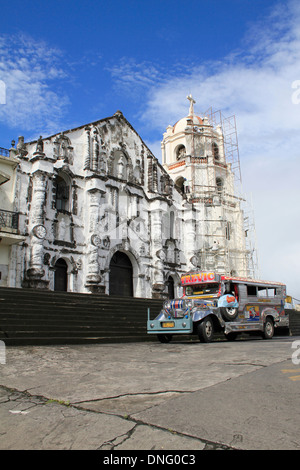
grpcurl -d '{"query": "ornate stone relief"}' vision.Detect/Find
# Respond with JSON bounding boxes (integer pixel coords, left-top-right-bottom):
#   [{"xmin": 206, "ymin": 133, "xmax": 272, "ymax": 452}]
[{"xmin": 54, "ymin": 134, "xmax": 74, "ymax": 164}]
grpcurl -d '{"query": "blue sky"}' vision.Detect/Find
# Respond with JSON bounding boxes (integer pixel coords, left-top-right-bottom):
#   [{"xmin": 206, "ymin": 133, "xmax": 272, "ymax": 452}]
[
  {"xmin": 0, "ymin": 0, "xmax": 282, "ymax": 143},
  {"xmin": 1, "ymin": 0, "xmax": 300, "ymax": 301}
]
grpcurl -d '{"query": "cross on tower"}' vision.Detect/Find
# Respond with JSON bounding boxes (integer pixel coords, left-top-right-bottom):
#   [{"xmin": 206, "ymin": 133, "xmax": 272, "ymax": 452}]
[{"xmin": 187, "ymin": 94, "xmax": 196, "ymax": 116}]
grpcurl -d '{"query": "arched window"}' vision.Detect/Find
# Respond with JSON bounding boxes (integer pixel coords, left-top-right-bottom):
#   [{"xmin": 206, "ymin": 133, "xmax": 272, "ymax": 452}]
[
  {"xmin": 55, "ymin": 175, "xmax": 70, "ymax": 212},
  {"xmin": 176, "ymin": 144, "xmax": 186, "ymax": 160},
  {"xmin": 216, "ymin": 177, "xmax": 223, "ymax": 193},
  {"xmin": 212, "ymin": 142, "xmax": 219, "ymax": 160}
]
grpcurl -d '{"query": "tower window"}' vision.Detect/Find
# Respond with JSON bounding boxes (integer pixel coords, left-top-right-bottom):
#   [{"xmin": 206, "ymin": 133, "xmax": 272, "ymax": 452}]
[
  {"xmin": 225, "ymin": 221, "xmax": 231, "ymax": 240},
  {"xmin": 176, "ymin": 145, "xmax": 186, "ymax": 160},
  {"xmin": 212, "ymin": 142, "xmax": 219, "ymax": 160},
  {"xmin": 216, "ymin": 177, "xmax": 224, "ymax": 193}
]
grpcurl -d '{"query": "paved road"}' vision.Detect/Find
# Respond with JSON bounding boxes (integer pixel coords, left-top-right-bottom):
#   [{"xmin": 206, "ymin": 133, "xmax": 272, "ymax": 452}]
[{"xmin": 0, "ymin": 336, "xmax": 299, "ymax": 451}]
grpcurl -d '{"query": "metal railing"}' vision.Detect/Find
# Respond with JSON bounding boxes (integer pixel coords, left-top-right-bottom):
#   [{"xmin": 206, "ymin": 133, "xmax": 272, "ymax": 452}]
[
  {"xmin": 0, "ymin": 147, "xmax": 9, "ymax": 158},
  {"xmin": 0, "ymin": 209, "xmax": 19, "ymax": 231}
]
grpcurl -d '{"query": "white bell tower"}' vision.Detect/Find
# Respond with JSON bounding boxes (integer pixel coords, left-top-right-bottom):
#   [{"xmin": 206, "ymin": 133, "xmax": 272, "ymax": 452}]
[
  {"xmin": 161, "ymin": 94, "xmax": 227, "ymax": 198},
  {"xmin": 161, "ymin": 95, "xmax": 255, "ymax": 278}
]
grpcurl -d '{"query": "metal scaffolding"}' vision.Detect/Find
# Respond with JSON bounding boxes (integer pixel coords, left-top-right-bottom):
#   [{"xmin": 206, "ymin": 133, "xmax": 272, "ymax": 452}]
[
  {"xmin": 189, "ymin": 107, "xmax": 259, "ymax": 278},
  {"xmin": 204, "ymin": 107, "xmax": 242, "ymax": 188}
]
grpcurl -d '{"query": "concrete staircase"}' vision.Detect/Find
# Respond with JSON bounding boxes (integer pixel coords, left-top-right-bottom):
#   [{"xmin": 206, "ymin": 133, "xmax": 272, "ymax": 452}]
[
  {"xmin": 0, "ymin": 287, "xmax": 163, "ymax": 345},
  {"xmin": 289, "ymin": 310, "xmax": 300, "ymax": 336}
]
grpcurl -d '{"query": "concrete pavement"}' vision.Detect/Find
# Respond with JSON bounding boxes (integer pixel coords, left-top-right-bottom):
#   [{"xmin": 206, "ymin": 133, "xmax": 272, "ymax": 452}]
[{"xmin": 0, "ymin": 336, "xmax": 299, "ymax": 450}]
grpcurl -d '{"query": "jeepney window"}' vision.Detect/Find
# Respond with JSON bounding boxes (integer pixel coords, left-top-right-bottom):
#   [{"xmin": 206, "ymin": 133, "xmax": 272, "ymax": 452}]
[
  {"xmin": 186, "ymin": 287, "xmax": 193, "ymax": 295},
  {"xmin": 268, "ymin": 288, "xmax": 276, "ymax": 297},
  {"xmin": 224, "ymin": 282, "xmax": 235, "ymax": 295},
  {"xmin": 185, "ymin": 283, "xmax": 220, "ymax": 296},
  {"xmin": 247, "ymin": 285, "xmax": 257, "ymax": 296},
  {"xmin": 276, "ymin": 287, "xmax": 285, "ymax": 297},
  {"xmin": 257, "ymin": 287, "xmax": 268, "ymax": 297}
]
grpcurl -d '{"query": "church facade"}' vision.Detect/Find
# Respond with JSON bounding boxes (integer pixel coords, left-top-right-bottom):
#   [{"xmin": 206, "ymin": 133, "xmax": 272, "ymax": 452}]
[{"xmin": 2, "ymin": 97, "xmax": 254, "ymax": 299}]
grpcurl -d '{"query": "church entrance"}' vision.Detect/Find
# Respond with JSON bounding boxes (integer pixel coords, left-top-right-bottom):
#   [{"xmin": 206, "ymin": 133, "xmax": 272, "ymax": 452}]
[
  {"xmin": 109, "ymin": 251, "xmax": 133, "ymax": 297},
  {"xmin": 166, "ymin": 276, "xmax": 175, "ymax": 299},
  {"xmin": 54, "ymin": 258, "xmax": 68, "ymax": 291}
]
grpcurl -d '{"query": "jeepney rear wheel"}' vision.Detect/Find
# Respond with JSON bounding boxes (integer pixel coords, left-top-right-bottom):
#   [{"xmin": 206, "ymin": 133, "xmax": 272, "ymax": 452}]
[
  {"xmin": 220, "ymin": 307, "xmax": 238, "ymax": 321},
  {"xmin": 262, "ymin": 317, "xmax": 274, "ymax": 339},
  {"xmin": 157, "ymin": 334, "xmax": 172, "ymax": 343},
  {"xmin": 197, "ymin": 316, "xmax": 214, "ymax": 343}
]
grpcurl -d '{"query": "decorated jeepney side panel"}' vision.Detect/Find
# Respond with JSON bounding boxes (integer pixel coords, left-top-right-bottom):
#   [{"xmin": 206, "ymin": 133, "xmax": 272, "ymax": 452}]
[
  {"xmin": 237, "ymin": 283, "xmax": 283, "ymax": 326},
  {"xmin": 244, "ymin": 305, "xmax": 260, "ymax": 321}
]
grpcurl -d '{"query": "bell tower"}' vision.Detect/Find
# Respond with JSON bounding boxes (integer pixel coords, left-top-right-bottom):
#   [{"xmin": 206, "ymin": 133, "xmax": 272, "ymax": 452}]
[
  {"xmin": 161, "ymin": 94, "xmax": 226, "ymax": 198},
  {"xmin": 162, "ymin": 95, "xmax": 254, "ymax": 278}
]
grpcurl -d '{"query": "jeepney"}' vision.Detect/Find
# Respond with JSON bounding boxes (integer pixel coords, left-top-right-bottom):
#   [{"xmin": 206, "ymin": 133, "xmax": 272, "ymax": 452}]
[{"xmin": 147, "ymin": 271, "xmax": 289, "ymax": 343}]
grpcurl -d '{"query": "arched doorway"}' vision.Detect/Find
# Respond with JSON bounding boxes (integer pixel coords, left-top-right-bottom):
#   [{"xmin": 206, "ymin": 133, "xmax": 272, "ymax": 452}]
[
  {"xmin": 54, "ymin": 258, "xmax": 68, "ymax": 291},
  {"xmin": 166, "ymin": 276, "xmax": 175, "ymax": 299},
  {"xmin": 109, "ymin": 251, "xmax": 133, "ymax": 297}
]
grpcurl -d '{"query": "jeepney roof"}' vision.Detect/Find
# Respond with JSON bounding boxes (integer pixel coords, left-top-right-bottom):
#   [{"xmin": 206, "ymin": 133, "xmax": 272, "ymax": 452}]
[
  {"xmin": 221, "ymin": 275, "xmax": 285, "ymax": 287},
  {"xmin": 180, "ymin": 271, "xmax": 285, "ymax": 288}
]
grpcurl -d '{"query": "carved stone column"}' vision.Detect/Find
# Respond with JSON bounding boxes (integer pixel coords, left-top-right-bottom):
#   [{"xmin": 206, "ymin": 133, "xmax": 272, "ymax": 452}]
[
  {"xmin": 151, "ymin": 209, "xmax": 167, "ymax": 299},
  {"xmin": 23, "ymin": 171, "xmax": 49, "ymax": 288},
  {"xmin": 85, "ymin": 189, "xmax": 103, "ymax": 292}
]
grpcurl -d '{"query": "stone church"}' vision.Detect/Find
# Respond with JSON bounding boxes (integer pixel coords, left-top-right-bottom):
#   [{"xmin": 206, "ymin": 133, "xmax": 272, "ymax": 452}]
[{"xmin": 2, "ymin": 96, "xmax": 254, "ymax": 299}]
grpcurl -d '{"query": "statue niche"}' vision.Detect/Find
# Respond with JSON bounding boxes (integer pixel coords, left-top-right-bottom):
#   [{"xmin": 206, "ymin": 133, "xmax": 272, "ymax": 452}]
[
  {"xmin": 54, "ymin": 134, "xmax": 74, "ymax": 164},
  {"xmin": 108, "ymin": 149, "xmax": 133, "ymax": 181}
]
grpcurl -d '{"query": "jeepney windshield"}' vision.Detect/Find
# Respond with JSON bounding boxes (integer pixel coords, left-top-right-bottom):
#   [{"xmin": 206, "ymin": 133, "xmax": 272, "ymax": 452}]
[{"xmin": 185, "ymin": 283, "xmax": 220, "ymax": 297}]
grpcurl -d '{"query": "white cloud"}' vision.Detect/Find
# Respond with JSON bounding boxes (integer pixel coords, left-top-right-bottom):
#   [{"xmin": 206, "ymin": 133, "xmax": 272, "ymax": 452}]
[
  {"xmin": 0, "ymin": 34, "xmax": 69, "ymax": 135},
  {"xmin": 110, "ymin": 0, "xmax": 300, "ymax": 300}
]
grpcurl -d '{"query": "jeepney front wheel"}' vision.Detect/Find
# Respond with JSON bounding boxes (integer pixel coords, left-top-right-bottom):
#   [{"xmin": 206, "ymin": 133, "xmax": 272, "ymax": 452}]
[
  {"xmin": 157, "ymin": 334, "xmax": 172, "ymax": 343},
  {"xmin": 197, "ymin": 316, "xmax": 214, "ymax": 343},
  {"xmin": 262, "ymin": 317, "xmax": 274, "ymax": 339}
]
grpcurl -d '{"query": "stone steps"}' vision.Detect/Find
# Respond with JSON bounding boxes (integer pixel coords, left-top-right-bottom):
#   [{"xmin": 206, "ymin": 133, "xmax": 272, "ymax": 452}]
[
  {"xmin": 288, "ymin": 310, "xmax": 300, "ymax": 336},
  {"xmin": 0, "ymin": 287, "xmax": 163, "ymax": 345}
]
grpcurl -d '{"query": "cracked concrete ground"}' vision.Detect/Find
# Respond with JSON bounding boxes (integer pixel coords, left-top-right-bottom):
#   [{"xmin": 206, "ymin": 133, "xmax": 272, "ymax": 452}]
[
  {"xmin": 0, "ymin": 385, "xmax": 219, "ymax": 450},
  {"xmin": 0, "ymin": 336, "xmax": 299, "ymax": 450}
]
